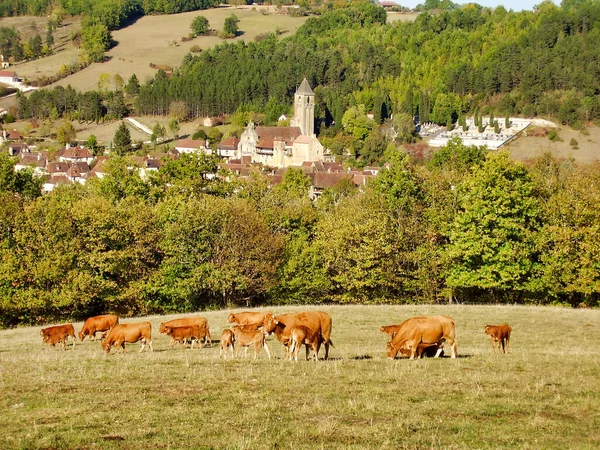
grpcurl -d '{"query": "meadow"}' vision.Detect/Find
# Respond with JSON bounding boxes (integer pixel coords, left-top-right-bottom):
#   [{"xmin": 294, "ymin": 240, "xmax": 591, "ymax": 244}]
[{"xmin": 1, "ymin": 304, "xmax": 598, "ymax": 449}]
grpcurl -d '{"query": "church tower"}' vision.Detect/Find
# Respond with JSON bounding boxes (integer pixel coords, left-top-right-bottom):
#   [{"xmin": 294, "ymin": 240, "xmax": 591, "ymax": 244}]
[{"xmin": 292, "ymin": 78, "xmax": 315, "ymax": 136}]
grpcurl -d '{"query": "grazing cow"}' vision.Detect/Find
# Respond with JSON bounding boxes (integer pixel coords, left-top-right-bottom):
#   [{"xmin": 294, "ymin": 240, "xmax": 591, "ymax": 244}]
[
  {"xmin": 78, "ymin": 314, "xmax": 119, "ymax": 341},
  {"xmin": 398, "ymin": 341, "xmax": 444, "ymax": 358},
  {"xmin": 102, "ymin": 322, "xmax": 153, "ymax": 354},
  {"xmin": 261, "ymin": 311, "xmax": 333, "ymax": 360},
  {"xmin": 380, "ymin": 324, "xmax": 402, "ymax": 341},
  {"xmin": 227, "ymin": 311, "xmax": 268, "ymax": 328},
  {"xmin": 289, "ymin": 325, "xmax": 321, "ymax": 361},
  {"xmin": 41, "ymin": 324, "xmax": 76, "ymax": 349},
  {"xmin": 163, "ymin": 324, "xmax": 209, "ymax": 349},
  {"xmin": 386, "ymin": 316, "xmax": 457, "ymax": 360},
  {"xmin": 485, "ymin": 324, "xmax": 512, "ymax": 354},
  {"xmin": 231, "ymin": 326, "xmax": 271, "ymax": 359},
  {"xmin": 159, "ymin": 317, "xmax": 210, "ymax": 344},
  {"xmin": 219, "ymin": 329, "xmax": 235, "ymax": 359}
]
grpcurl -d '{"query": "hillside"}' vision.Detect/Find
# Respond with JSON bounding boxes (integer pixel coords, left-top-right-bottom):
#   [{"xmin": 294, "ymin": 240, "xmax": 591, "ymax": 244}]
[
  {"xmin": 1, "ymin": 305, "xmax": 598, "ymax": 449},
  {"xmin": 10, "ymin": 6, "xmax": 309, "ymax": 91}
]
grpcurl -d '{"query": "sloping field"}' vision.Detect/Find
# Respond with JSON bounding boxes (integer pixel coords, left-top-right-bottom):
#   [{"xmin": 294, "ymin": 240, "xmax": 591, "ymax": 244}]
[
  {"xmin": 45, "ymin": 6, "xmax": 308, "ymax": 92},
  {"xmin": 1, "ymin": 304, "xmax": 598, "ymax": 449},
  {"xmin": 507, "ymin": 125, "xmax": 600, "ymax": 163},
  {"xmin": 0, "ymin": 16, "xmax": 81, "ymax": 83}
]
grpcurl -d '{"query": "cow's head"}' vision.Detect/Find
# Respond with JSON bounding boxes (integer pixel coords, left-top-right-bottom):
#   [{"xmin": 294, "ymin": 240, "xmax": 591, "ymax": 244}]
[
  {"xmin": 484, "ymin": 325, "xmax": 494, "ymax": 336},
  {"xmin": 261, "ymin": 313, "xmax": 279, "ymax": 334},
  {"xmin": 159, "ymin": 322, "xmax": 167, "ymax": 334},
  {"xmin": 386, "ymin": 341, "xmax": 399, "ymax": 360},
  {"xmin": 226, "ymin": 313, "xmax": 236, "ymax": 323},
  {"xmin": 101, "ymin": 340, "xmax": 111, "ymax": 354},
  {"xmin": 77, "ymin": 331, "xmax": 85, "ymax": 341}
]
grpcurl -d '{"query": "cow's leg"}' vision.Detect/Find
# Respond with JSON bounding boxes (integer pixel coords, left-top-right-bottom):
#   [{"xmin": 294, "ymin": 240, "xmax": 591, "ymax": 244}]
[
  {"xmin": 148, "ymin": 339, "xmax": 153, "ymax": 352},
  {"xmin": 244, "ymin": 346, "xmax": 249, "ymax": 358},
  {"xmin": 324, "ymin": 342, "xmax": 329, "ymax": 360},
  {"xmin": 263, "ymin": 341, "xmax": 271, "ymax": 360},
  {"xmin": 505, "ymin": 335, "xmax": 510, "ymax": 354},
  {"xmin": 190, "ymin": 338, "xmax": 195, "ymax": 350},
  {"xmin": 139, "ymin": 338, "xmax": 146, "ymax": 353}
]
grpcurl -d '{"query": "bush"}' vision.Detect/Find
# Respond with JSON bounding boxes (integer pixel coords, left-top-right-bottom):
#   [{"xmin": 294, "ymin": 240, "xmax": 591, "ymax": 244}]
[
  {"xmin": 190, "ymin": 45, "xmax": 202, "ymax": 53},
  {"xmin": 548, "ymin": 129, "xmax": 560, "ymax": 141}
]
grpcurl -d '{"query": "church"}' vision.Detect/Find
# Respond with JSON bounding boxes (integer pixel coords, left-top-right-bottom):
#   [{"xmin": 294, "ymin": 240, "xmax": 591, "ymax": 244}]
[{"xmin": 238, "ymin": 79, "xmax": 325, "ymax": 168}]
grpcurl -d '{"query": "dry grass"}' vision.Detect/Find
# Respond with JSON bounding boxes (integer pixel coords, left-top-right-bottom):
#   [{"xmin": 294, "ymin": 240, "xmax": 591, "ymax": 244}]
[
  {"xmin": 1, "ymin": 304, "xmax": 598, "ymax": 449},
  {"xmin": 13, "ymin": 6, "xmax": 307, "ymax": 92},
  {"xmin": 507, "ymin": 125, "xmax": 600, "ymax": 163}
]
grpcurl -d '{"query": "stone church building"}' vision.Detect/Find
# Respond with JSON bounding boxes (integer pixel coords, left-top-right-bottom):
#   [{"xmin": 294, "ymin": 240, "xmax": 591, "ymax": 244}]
[{"xmin": 239, "ymin": 79, "xmax": 325, "ymax": 168}]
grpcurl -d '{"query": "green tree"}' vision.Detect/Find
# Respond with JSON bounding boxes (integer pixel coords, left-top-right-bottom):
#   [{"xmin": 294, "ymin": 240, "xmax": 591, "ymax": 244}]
[
  {"xmin": 81, "ymin": 22, "xmax": 111, "ymax": 63},
  {"xmin": 191, "ymin": 15, "xmax": 210, "ymax": 36},
  {"xmin": 445, "ymin": 151, "xmax": 542, "ymax": 301},
  {"xmin": 223, "ymin": 14, "xmax": 240, "ymax": 38},
  {"xmin": 113, "ymin": 121, "xmax": 132, "ymax": 156},
  {"xmin": 56, "ymin": 121, "xmax": 76, "ymax": 145},
  {"xmin": 125, "ymin": 73, "xmax": 140, "ymax": 97}
]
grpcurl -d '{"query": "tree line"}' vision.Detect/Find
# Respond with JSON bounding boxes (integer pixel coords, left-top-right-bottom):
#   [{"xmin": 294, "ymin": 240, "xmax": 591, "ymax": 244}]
[{"xmin": 1, "ymin": 141, "xmax": 599, "ymax": 328}]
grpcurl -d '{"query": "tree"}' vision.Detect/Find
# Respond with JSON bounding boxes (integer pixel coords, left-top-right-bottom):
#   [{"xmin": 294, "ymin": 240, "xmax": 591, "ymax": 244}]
[
  {"xmin": 168, "ymin": 118, "xmax": 180, "ymax": 138},
  {"xmin": 125, "ymin": 74, "xmax": 140, "ymax": 97},
  {"xmin": 56, "ymin": 121, "xmax": 76, "ymax": 145},
  {"xmin": 113, "ymin": 122, "xmax": 132, "ymax": 156},
  {"xmin": 191, "ymin": 15, "xmax": 210, "ymax": 36},
  {"xmin": 445, "ymin": 151, "xmax": 542, "ymax": 301},
  {"xmin": 81, "ymin": 22, "xmax": 111, "ymax": 63},
  {"xmin": 151, "ymin": 123, "xmax": 166, "ymax": 147},
  {"xmin": 223, "ymin": 14, "xmax": 240, "ymax": 38},
  {"xmin": 87, "ymin": 135, "xmax": 99, "ymax": 155}
]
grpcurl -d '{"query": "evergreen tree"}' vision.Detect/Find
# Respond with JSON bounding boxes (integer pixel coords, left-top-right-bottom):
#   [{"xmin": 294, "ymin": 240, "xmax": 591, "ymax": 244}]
[
  {"xmin": 223, "ymin": 14, "xmax": 239, "ymax": 38},
  {"xmin": 113, "ymin": 121, "xmax": 132, "ymax": 156},
  {"xmin": 125, "ymin": 74, "xmax": 140, "ymax": 97}
]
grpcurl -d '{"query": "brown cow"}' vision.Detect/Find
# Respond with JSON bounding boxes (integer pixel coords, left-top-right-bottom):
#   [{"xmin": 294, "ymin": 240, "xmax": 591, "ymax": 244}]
[
  {"xmin": 261, "ymin": 311, "xmax": 333, "ymax": 360},
  {"xmin": 219, "ymin": 329, "xmax": 235, "ymax": 359},
  {"xmin": 289, "ymin": 325, "xmax": 321, "ymax": 361},
  {"xmin": 159, "ymin": 317, "xmax": 210, "ymax": 344},
  {"xmin": 386, "ymin": 316, "xmax": 457, "ymax": 360},
  {"xmin": 164, "ymin": 324, "xmax": 209, "ymax": 349},
  {"xmin": 485, "ymin": 324, "xmax": 512, "ymax": 354},
  {"xmin": 78, "ymin": 314, "xmax": 119, "ymax": 341},
  {"xmin": 41, "ymin": 324, "xmax": 76, "ymax": 349},
  {"xmin": 380, "ymin": 324, "xmax": 402, "ymax": 341},
  {"xmin": 231, "ymin": 326, "xmax": 271, "ymax": 359},
  {"xmin": 227, "ymin": 311, "xmax": 268, "ymax": 328},
  {"xmin": 102, "ymin": 322, "xmax": 153, "ymax": 354}
]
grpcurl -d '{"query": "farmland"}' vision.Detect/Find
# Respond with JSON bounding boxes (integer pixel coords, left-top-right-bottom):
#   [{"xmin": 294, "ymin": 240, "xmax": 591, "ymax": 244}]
[
  {"xmin": 1, "ymin": 304, "xmax": 598, "ymax": 449},
  {"xmin": 9, "ymin": 6, "xmax": 309, "ymax": 92}
]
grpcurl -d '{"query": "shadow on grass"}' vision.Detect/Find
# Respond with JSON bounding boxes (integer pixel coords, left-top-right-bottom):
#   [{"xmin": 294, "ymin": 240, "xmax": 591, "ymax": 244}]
[{"xmin": 350, "ymin": 355, "xmax": 373, "ymax": 360}]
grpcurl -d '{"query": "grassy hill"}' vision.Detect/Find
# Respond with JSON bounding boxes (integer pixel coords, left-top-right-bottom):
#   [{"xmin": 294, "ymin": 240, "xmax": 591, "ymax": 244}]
[
  {"xmin": 10, "ymin": 6, "xmax": 308, "ymax": 92},
  {"xmin": 1, "ymin": 304, "xmax": 598, "ymax": 449}
]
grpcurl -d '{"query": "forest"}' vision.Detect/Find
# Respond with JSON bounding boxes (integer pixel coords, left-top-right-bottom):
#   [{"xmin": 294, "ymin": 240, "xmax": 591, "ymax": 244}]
[{"xmin": 1, "ymin": 141, "xmax": 599, "ymax": 328}]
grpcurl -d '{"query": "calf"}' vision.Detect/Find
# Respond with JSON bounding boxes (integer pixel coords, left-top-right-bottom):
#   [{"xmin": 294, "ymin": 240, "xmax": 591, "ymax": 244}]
[
  {"xmin": 41, "ymin": 324, "xmax": 76, "ymax": 349},
  {"xmin": 159, "ymin": 317, "xmax": 210, "ymax": 344},
  {"xmin": 102, "ymin": 322, "xmax": 153, "ymax": 354},
  {"xmin": 398, "ymin": 340, "xmax": 444, "ymax": 359},
  {"xmin": 78, "ymin": 314, "xmax": 119, "ymax": 341},
  {"xmin": 231, "ymin": 326, "xmax": 271, "ymax": 359},
  {"xmin": 227, "ymin": 311, "xmax": 268, "ymax": 328},
  {"xmin": 219, "ymin": 329, "xmax": 235, "ymax": 359},
  {"xmin": 485, "ymin": 324, "xmax": 512, "ymax": 354},
  {"xmin": 289, "ymin": 325, "xmax": 321, "ymax": 361},
  {"xmin": 164, "ymin": 324, "xmax": 209, "ymax": 349}
]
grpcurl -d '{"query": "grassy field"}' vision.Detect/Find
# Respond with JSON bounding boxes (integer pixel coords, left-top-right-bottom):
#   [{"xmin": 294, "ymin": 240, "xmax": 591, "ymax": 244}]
[
  {"xmin": 1, "ymin": 304, "xmax": 598, "ymax": 449},
  {"xmin": 507, "ymin": 125, "xmax": 600, "ymax": 163}
]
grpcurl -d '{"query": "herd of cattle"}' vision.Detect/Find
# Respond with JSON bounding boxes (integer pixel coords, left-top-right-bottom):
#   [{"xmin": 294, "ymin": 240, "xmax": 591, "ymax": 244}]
[{"xmin": 38, "ymin": 311, "xmax": 513, "ymax": 360}]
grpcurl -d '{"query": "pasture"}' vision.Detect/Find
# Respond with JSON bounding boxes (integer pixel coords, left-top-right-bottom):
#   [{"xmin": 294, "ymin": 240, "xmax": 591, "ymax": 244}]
[
  {"xmin": 18, "ymin": 6, "xmax": 309, "ymax": 92},
  {"xmin": 1, "ymin": 304, "xmax": 598, "ymax": 449}
]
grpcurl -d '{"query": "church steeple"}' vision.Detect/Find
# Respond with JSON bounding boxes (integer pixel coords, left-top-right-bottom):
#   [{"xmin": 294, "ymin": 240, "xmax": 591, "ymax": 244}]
[{"xmin": 292, "ymin": 78, "xmax": 315, "ymax": 136}]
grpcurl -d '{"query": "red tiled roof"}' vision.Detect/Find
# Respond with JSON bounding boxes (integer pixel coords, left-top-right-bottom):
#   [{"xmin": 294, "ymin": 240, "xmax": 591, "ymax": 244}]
[
  {"xmin": 62, "ymin": 147, "xmax": 91, "ymax": 159},
  {"xmin": 256, "ymin": 126, "xmax": 301, "ymax": 146},
  {"xmin": 218, "ymin": 137, "xmax": 239, "ymax": 150},
  {"xmin": 310, "ymin": 172, "xmax": 353, "ymax": 189},
  {"xmin": 6, "ymin": 130, "xmax": 21, "ymax": 140},
  {"xmin": 176, "ymin": 139, "xmax": 206, "ymax": 149},
  {"xmin": 47, "ymin": 162, "xmax": 69, "ymax": 174},
  {"xmin": 0, "ymin": 70, "xmax": 17, "ymax": 78}
]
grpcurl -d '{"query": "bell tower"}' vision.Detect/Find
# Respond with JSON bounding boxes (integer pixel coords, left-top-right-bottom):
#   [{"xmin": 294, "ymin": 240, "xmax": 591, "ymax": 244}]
[{"xmin": 292, "ymin": 78, "xmax": 315, "ymax": 136}]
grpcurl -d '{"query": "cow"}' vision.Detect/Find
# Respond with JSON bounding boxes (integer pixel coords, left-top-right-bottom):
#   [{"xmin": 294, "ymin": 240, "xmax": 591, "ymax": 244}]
[
  {"xmin": 485, "ymin": 324, "xmax": 512, "ymax": 354},
  {"xmin": 159, "ymin": 317, "xmax": 210, "ymax": 345},
  {"xmin": 231, "ymin": 326, "xmax": 271, "ymax": 359},
  {"xmin": 398, "ymin": 341, "xmax": 444, "ymax": 358},
  {"xmin": 289, "ymin": 325, "xmax": 321, "ymax": 361},
  {"xmin": 261, "ymin": 311, "xmax": 333, "ymax": 360},
  {"xmin": 163, "ymin": 324, "xmax": 209, "ymax": 349},
  {"xmin": 386, "ymin": 316, "xmax": 458, "ymax": 360},
  {"xmin": 102, "ymin": 322, "xmax": 153, "ymax": 354},
  {"xmin": 219, "ymin": 329, "xmax": 235, "ymax": 359},
  {"xmin": 41, "ymin": 324, "xmax": 76, "ymax": 349},
  {"xmin": 380, "ymin": 324, "xmax": 402, "ymax": 341},
  {"xmin": 78, "ymin": 314, "xmax": 119, "ymax": 341},
  {"xmin": 227, "ymin": 311, "xmax": 268, "ymax": 328}
]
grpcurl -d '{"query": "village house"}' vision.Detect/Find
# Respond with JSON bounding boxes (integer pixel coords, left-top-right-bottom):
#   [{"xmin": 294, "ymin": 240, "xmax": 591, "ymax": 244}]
[
  {"xmin": 0, "ymin": 69, "xmax": 18, "ymax": 83},
  {"xmin": 217, "ymin": 136, "xmax": 239, "ymax": 159},
  {"xmin": 238, "ymin": 78, "xmax": 325, "ymax": 168},
  {"xmin": 58, "ymin": 145, "xmax": 94, "ymax": 165},
  {"xmin": 15, "ymin": 152, "xmax": 47, "ymax": 176},
  {"xmin": 0, "ymin": 54, "xmax": 9, "ymax": 69},
  {"xmin": 175, "ymin": 138, "xmax": 210, "ymax": 155}
]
